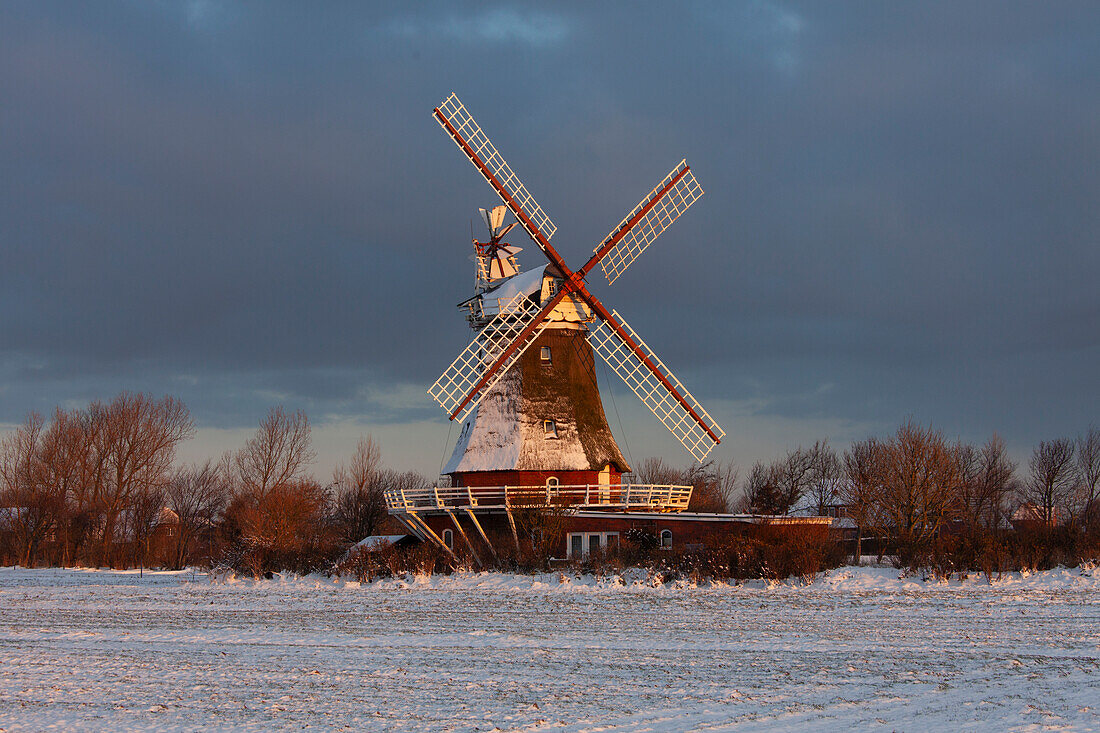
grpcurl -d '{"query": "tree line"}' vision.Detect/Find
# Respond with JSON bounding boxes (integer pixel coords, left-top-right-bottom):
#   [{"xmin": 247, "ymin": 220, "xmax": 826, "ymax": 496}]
[
  {"xmin": 3, "ymin": 395, "xmax": 1097, "ymax": 574},
  {"xmin": 739, "ymin": 421, "xmax": 1100, "ymax": 563},
  {"xmin": 0, "ymin": 393, "xmax": 414, "ymax": 572}
]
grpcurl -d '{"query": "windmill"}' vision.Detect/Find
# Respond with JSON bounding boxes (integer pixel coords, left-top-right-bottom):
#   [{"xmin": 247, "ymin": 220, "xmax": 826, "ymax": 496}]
[
  {"xmin": 473, "ymin": 205, "xmax": 522, "ymax": 289},
  {"xmin": 428, "ymin": 92, "xmax": 725, "ymax": 466}
]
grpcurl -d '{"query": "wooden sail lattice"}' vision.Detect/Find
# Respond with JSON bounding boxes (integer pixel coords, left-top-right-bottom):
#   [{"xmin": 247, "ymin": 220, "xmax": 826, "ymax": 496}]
[
  {"xmin": 596, "ymin": 160, "xmax": 704, "ymax": 285},
  {"xmin": 428, "ymin": 293, "xmax": 552, "ymax": 421},
  {"xmin": 588, "ymin": 310, "xmax": 725, "ymax": 462},
  {"xmin": 435, "ymin": 94, "xmax": 557, "ymax": 246}
]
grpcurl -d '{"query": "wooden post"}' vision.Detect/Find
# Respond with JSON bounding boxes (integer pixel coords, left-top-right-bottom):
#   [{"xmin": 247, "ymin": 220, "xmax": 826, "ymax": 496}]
[
  {"xmin": 465, "ymin": 508, "xmax": 499, "ymax": 562},
  {"xmin": 406, "ymin": 512, "xmax": 457, "ymax": 559},
  {"xmin": 504, "ymin": 492, "xmax": 521, "ymax": 554},
  {"xmin": 392, "ymin": 514, "xmax": 425, "ymax": 541},
  {"xmin": 446, "ymin": 509, "xmax": 482, "ymax": 567}
]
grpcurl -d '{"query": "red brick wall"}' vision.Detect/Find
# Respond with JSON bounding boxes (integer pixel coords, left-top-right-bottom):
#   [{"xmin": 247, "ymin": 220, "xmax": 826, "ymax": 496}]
[
  {"xmin": 418, "ymin": 512, "xmax": 829, "ymax": 556},
  {"xmin": 452, "ymin": 469, "xmax": 622, "ymax": 488}
]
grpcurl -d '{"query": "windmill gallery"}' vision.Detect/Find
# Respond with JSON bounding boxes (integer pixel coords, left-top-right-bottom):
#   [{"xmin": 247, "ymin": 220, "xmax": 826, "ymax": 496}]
[{"xmin": 383, "ymin": 94, "xmax": 829, "ymax": 561}]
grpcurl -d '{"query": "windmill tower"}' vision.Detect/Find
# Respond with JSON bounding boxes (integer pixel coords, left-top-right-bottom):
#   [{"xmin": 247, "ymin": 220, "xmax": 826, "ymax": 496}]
[
  {"xmin": 385, "ymin": 93, "xmax": 726, "ymax": 558},
  {"xmin": 446, "ymin": 203, "xmax": 631, "ymax": 489}
]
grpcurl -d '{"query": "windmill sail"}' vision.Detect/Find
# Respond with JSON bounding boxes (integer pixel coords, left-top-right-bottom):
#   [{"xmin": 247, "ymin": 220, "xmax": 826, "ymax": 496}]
[
  {"xmin": 435, "ymin": 94, "xmax": 557, "ymax": 249},
  {"xmin": 428, "ymin": 292, "xmax": 554, "ymax": 421},
  {"xmin": 587, "ymin": 309, "xmax": 725, "ymax": 461},
  {"xmin": 593, "ymin": 160, "xmax": 703, "ymax": 285}
]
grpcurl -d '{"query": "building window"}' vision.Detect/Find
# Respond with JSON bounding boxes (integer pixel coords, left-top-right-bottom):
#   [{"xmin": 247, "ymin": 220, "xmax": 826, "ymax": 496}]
[
  {"xmin": 566, "ymin": 532, "xmax": 619, "ymax": 558},
  {"xmin": 660, "ymin": 529, "xmax": 673, "ymax": 549},
  {"xmin": 546, "ymin": 476, "xmax": 560, "ymax": 488},
  {"xmin": 544, "ymin": 419, "xmax": 557, "ymax": 438},
  {"xmin": 442, "ymin": 529, "xmax": 454, "ymax": 550},
  {"xmin": 540, "ymin": 346, "xmax": 551, "ymax": 362}
]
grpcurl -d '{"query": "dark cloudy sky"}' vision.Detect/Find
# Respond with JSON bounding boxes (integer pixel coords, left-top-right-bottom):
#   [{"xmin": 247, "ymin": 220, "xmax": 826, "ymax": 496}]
[{"xmin": 2, "ymin": 2, "xmax": 1098, "ymax": 477}]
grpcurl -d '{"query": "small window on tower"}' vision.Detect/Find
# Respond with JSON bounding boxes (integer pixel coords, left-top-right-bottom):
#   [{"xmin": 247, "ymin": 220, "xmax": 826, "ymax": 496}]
[
  {"xmin": 543, "ymin": 419, "xmax": 557, "ymax": 438},
  {"xmin": 540, "ymin": 346, "xmax": 551, "ymax": 363}
]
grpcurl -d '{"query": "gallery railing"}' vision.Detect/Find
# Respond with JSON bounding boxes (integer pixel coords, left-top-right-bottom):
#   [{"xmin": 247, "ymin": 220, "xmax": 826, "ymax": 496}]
[{"xmin": 385, "ymin": 483, "xmax": 693, "ymax": 514}]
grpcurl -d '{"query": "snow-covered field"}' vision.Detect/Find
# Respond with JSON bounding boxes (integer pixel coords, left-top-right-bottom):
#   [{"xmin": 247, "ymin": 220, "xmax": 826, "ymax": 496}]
[{"xmin": 1, "ymin": 565, "xmax": 1098, "ymax": 731}]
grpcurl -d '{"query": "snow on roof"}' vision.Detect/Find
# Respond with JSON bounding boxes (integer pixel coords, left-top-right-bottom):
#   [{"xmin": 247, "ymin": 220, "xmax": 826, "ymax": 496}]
[
  {"xmin": 353, "ymin": 535, "xmax": 411, "ymax": 551},
  {"xmin": 482, "ymin": 266, "xmax": 546, "ymax": 303},
  {"xmin": 444, "ymin": 369, "xmax": 524, "ymax": 473}
]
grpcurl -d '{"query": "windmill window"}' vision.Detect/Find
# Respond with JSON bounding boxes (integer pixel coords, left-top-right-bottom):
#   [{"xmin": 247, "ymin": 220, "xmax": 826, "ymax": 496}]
[
  {"xmin": 543, "ymin": 420, "xmax": 557, "ymax": 438},
  {"xmin": 546, "ymin": 476, "xmax": 560, "ymax": 488},
  {"xmin": 660, "ymin": 529, "xmax": 673, "ymax": 549},
  {"xmin": 540, "ymin": 346, "xmax": 551, "ymax": 363},
  {"xmin": 442, "ymin": 529, "xmax": 454, "ymax": 550}
]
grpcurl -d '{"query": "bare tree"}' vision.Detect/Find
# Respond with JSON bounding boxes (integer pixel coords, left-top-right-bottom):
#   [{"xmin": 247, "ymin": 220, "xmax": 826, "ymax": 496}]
[
  {"xmin": 332, "ymin": 436, "xmax": 388, "ymax": 545},
  {"xmin": 684, "ymin": 460, "xmax": 738, "ymax": 513},
  {"xmin": 744, "ymin": 460, "xmax": 783, "ymax": 515},
  {"xmin": 1075, "ymin": 427, "xmax": 1100, "ymax": 527},
  {"xmin": 124, "ymin": 483, "xmax": 167, "ymax": 570},
  {"xmin": 165, "ymin": 461, "xmax": 229, "ymax": 569},
  {"xmin": 953, "ymin": 441, "xmax": 981, "ymax": 524},
  {"xmin": 738, "ymin": 448, "xmax": 813, "ymax": 516},
  {"xmin": 224, "ymin": 477, "xmax": 333, "ymax": 576},
  {"xmin": 1022, "ymin": 438, "xmax": 1077, "ymax": 525},
  {"xmin": 67, "ymin": 406, "xmax": 109, "ymax": 565},
  {"xmin": 806, "ymin": 440, "xmax": 842, "ymax": 516},
  {"xmin": 93, "ymin": 393, "xmax": 195, "ymax": 564},
  {"xmin": 0, "ymin": 413, "xmax": 60, "ymax": 566},
  {"xmin": 974, "ymin": 434, "xmax": 1016, "ymax": 530},
  {"xmin": 634, "ymin": 457, "xmax": 682, "ymax": 485},
  {"xmin": 776, "ymin": 447, "xmax": 814, "ymax": 515},
  {"xmin": 841, "ymin": 437, "xmax": 886, "ymax": 561},
  {"xmin": 876, "ymin": 422, "xmax": 962, "ymax": 555},
  {"xmin": 634, "ymin": 457, "xmax": 737, "ymax": 512},
  {"xmin": 233, "ymin": 407, "xmax": 316, "ymax": 497},
  {"xmin": 36, "ymin": 408, "xmax": 93, "ymax": 564}
]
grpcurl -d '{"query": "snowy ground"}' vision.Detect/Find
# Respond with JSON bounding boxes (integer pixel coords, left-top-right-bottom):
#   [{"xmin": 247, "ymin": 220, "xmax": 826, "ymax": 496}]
[{"xmin": 1, "ymin": 565, "xmax": 1098, "ymax": 731}]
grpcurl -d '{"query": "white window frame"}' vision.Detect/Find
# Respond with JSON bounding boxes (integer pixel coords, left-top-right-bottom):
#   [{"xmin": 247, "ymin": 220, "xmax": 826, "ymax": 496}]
[
  {"xmin": 566, "ymin": 531, "xmax": 620, "ymax": 558},
  {"xmin": 442, "ymin": 528, "xmax": 454, "ymax": 550},
  {"xmin": 546, "ymin": 476, "xmax": 560, "ymax": 488},
  {"xmin": 543, "ymin": 419, "xmax": 557, "ymax": 439},
  {"xmin": 540, "ymin": 346, "xmax": 551, "ymax": 362},
  {"xmin": 660, "ymin": 529, "xmax": 673, "ymax": 549}
]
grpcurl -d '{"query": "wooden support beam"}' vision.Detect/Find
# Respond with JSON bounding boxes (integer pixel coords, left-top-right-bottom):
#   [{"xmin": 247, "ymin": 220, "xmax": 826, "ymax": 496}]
[
  {"xmin": 391, "ymin": 513, "xmax": 424, "ymax": 541},
  {"xmin": 504, "ymin": 503, "xmax": 521, "ymax": 554},
  {"xmin": 405, "ymin": 511, "xmax": 457, "ymax": 560},
  {"xmin": 464, "ymin": 508, "xmax": 499, "ymax": 562},
  {"xmin": 446, "ymin": 509, "xmax": 482, "ymax": 567}
]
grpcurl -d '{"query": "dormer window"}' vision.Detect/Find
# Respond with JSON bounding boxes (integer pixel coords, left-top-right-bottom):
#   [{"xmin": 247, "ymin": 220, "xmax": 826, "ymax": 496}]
[
  {"xmin": 543, "ymin": 419, "xmax": 557, "ymax": 438},
  {"xmin": 540, "ymin": 346, "xmax": 551, "ymax": 363}
]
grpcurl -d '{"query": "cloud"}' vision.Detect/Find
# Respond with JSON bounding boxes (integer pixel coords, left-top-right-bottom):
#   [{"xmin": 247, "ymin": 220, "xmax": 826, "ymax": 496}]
[
  {"xmin": 382, "ymin": 7, "xmax": 568, "ymax": 47},
  {"xmin": 697, "ymin": 0, "xmax": 806, "ymax": 74},
  {"xmin": 1, "ymin": 2, "xmax": 1098, "ymax": 478}
]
